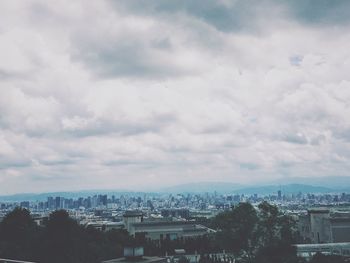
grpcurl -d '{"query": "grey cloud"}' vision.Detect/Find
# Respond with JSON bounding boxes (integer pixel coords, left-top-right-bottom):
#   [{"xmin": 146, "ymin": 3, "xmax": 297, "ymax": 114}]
[
  {"xmin": 38, "ymin": 159, "xmax": 76, "ymax": 166},
  {"xmin": 103, "ymin": 159, "xmax": 161, "ymax": 168},
  {"xmin": 239, "ymin": 162, "xmax": 259, "ymax": 170},
  {"xmin": 1, "ymin": 0, "xmax": 350, "ymax": 193},
  {"xmin": 0, "ymin": 69, "xmax": 29, "ymax": 80},
  {"xmin": 152, "ymin": 38, "xmax": 172, "ymax": 50},
  {"xmin": 29, "ymin": 172, "xmax": 79, "ymax": 182},
  {"xmin": 63, "ymin": 120, "xmax": 158, "ymax": 137},
  {"xmin": 286, "ymin": 0, "xmax": 350, "ymax": 25},
  {"xmin": 112, "ymin": 0, "xmax": 263, "ymax": 33},
  {"xmin": 0, "ymin": 159, "xmax": 31, "ymax": 170},
  {"xmin": 72, "ymin": 42, "xmax": 180, "ymax": 79},
  {"xmin": 282, "ymin": 133, "xmax": 308, "ymax": 144},
  {"xmin": 70, "ymin": 30, "xmax": 194, "ymax": 79},
  {"xmin": 310, "ymin": 134, "xmax": 326, "ymax": 145},
  {"xmin": 333, "ymin": 129, "xmax": 350, "ymax": 142},
  {"xmin": 62, "ymin": 113, "xmax": 177, "ymax": 138},
  {"xmin": 289, "ymin": 55, "xmax": 303, "ymax": 66},
  {"xmin": 72, "ymin": 0, "xmax": 350, "ymax": 80},
  {"xmin": 113, "ymin": 0, "xmax": 350, "ymax": 33}
]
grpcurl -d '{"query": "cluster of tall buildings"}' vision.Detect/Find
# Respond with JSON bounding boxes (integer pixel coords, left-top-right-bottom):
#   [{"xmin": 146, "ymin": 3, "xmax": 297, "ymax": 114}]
[
  {"xmin": 1, "ymin": 191, "xmax": 350, "ymax": 252},
  {"xmin": 40, "ymin": 195, "xmax": 109, "ymax": 210}
]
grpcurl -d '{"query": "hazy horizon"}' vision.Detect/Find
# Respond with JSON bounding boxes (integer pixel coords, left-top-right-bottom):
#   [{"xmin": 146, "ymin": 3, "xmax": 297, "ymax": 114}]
[
  {"xmin": 1, "ymin": 177, "xmax": 350, "ymax": 198},
  {"xmin": 1, "ymin": 0, "xmax": 350, "ymax": 195}
]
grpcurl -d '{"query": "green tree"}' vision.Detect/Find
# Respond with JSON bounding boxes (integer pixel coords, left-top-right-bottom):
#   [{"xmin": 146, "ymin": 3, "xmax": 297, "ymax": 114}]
[
  {"xmin": 214, "ymin": 203, "xmax": 258, "ymax": 262},
  {"xmin": 214, "ymin": 202, "xmax": 301, "ymax": 263},
  {"xmin": 309, "ymin": 253, "xmax": 346, "ymax": 263},
  {"xmin": 257, "ymin": 201, "xmax": 279, "ymax": 246},
  {"xmin": 178, "ymin": 256, "xmax": 190, "ymax": 263},
  {"xmin": 254, "ymin": 202, "xmax": 300, "ymax": 263},
  {"xmin": 0, "ymin": 207, "xmax": 39, "ymax": 261},
  {"xmin": 40, "ymin": 210, "xmax": 86, "ymax": 263}
]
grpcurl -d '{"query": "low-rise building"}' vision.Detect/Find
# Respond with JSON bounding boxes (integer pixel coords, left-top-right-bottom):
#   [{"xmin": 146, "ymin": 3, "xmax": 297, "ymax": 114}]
[
  {"xmin": 102, "ymin": 246, "xmax": 166, "ymax": 263},
  {"xmin": 294, "ymin": 242, "xmax": 350, "ymax": 260},
  {"xmin": 85, "ymin": 221, "xmax": 124, "ymax": 231},
  {"xmin": 123, "ymin": 210, "xmax": 215, "ymax": 240},
  {"xmin": 298, "ymin": 209, "xmax": 350, "ymax": 243},
  {"xmin": 130, "ymin": 221, "xmax": 215, "ymax": 240}
]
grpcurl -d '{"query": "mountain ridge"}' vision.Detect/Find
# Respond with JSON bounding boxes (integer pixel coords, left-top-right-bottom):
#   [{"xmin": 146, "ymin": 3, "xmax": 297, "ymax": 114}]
[{"xmin": 1, "ymin": 177, "xmax": 350, "ymax": 201}]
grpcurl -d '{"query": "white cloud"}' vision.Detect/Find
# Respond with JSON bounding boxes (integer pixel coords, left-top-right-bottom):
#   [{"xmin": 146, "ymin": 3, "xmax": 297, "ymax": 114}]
[{"xmin": 0, "ymin": 0, "xmax": 350, "ymax": 194}]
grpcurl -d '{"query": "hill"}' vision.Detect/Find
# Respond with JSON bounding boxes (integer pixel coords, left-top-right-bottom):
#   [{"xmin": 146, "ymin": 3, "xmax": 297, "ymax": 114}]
[{"xmin": 160, "ymin": 182, "xmax": 242, "ymax": 193}]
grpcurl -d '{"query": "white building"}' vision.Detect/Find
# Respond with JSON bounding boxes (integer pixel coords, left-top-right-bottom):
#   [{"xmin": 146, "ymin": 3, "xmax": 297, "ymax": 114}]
[
  {"xmin": 298, "ymin": 209, "xmax": 350, "ymax": 243},
  {"xmin": 123, "ymin": 210, "xmax": 215, "ymax": 240}
]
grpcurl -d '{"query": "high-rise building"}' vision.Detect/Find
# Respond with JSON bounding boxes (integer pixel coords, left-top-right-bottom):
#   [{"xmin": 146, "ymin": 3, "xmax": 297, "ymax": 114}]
[
  {"xmin": 278, "ymin": 190, "xmax": 282, "ymax": 200},
  {"xmin": 47, "ymin": 197, "xmax": 55, "ymax": 210}
]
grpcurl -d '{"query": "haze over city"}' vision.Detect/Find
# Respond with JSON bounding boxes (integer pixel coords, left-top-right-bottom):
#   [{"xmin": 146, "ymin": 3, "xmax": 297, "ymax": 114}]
[{"xmin": 1, "ymin": 0, "xmax": 350, "ymax": 194}]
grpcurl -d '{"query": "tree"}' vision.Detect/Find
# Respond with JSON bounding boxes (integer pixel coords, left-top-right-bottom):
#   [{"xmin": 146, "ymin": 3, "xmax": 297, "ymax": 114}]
[
  {"xmin": 254, "ymin": 242, "xmax": 302, "ymax": 263},
  {"xmin": 309, "ymin": 253, "xmax": 346, "ymax": 263},
  {"xmin": 0, "ymin": 208, "xmax": 141, "ymax": 263},
  {"xmin": 213, "ymin": 202, "xmax": 301, "ymax": 263},
  {"xmin": 254, "ymin": 202, "xmax": 300, "ymax": 263},
  {"xmin": 40, "ymin": 210, "xmax": 86, "ymax": 263},
  {"xmin": 0, "ymin": 207, "xmax": 39, "ymax": 261},
  {"xmin": 178, "ymin": 256, "xmax": 190, "ymax": 263},
  {"xmin": 257, "ymin": 201, "xmax": 279, "ymax": 246},
  {"xmin": 214, "ymin": 203, "xmax": 258, "ymax": 262}
]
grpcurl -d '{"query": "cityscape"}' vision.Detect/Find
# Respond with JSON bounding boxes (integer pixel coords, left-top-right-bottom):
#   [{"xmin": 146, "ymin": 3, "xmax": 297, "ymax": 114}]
[
  {"xmin": 0, "ymin": 183, "xmax": 350, "ymax": 262},
  {"xmin": 1, "ymin": 0, "xmax": 350, "ymax": 263}
]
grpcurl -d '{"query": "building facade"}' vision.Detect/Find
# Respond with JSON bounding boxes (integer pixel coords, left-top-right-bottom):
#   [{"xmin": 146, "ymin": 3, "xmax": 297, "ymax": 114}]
[
  {"xmin": 123, "ymin": 211, "xmax": 215, "ymax": 241},
  {"xmin": 298, "ymin": 209, "xmax": 350, "ymax": 244}
]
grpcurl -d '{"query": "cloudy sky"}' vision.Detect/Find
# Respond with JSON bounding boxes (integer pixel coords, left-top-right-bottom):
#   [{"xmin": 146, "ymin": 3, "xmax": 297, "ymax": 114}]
[{"xmin": 1, "ymin": 0, "xmax": 350, "ymax": 194}]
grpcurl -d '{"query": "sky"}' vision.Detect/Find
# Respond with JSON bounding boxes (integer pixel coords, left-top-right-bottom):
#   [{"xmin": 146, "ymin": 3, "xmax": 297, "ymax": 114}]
[{"xmin": 1, "ymin": 0, "xmax": 350, "ymax": 194}]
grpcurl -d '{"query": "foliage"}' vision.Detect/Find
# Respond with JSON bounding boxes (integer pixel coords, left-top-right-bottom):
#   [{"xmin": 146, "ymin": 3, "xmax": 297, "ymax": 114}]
[
  {"xmin": 0, "ymin": 208, "xmax": 132, "ymax": 263},
  {"xmin": 0, "ymin": 202, "xmax": 322, "ymax": 263},
  {"xmin": 213, "ymin": 202, "xmax": 258, "ymax": 259},
  {"xmin": 309, "ymin": 252, "xmax": 346, "ymax": 263},
  {"xmin": 212, "ymin": 201, "xmax": 301, "ymax": 263},
  {"xmin": 178, "ymin": 256, "xmax": 190, "ymax": 263},
  {"xmin": 0, "ymin": 207, "xmax": 39, "ymax": 261}
]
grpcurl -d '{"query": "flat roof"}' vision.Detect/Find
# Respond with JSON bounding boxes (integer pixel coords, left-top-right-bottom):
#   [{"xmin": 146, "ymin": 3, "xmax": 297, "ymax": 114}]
[
  {"xmin": 308, "ymin": 209, "xmax": 330, "ymax": 214},
  {"xmin": 294, "ymin": 242, "xmax": 350, "ymax": 248},
  {"xmin": 124, "ymin": 211, "xmax": 143, "ymax": 217},
  {"xmin": 102, "ymin": 256, "xmax": 166, "ymax": 263},
  {"xmin": 132, "ymin": 221, "xmax": 195, "ymax": 227},
  {"xmin": 0, "ymin": 259, "xmax": 37, "ymax": 263}
]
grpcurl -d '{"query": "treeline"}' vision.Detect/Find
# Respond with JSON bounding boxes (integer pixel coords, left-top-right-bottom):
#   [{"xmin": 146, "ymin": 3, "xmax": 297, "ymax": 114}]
[
  {"xmin": 212, "ymin": 201, "xmax": 299, "ymax": 263},
  {"xmin": 0, "ymin": 208, "xmax": 132, "ymax": 263},
  {"xmin": 0, "ymin": 202, "xmax": 347, "ymax": 263},
  {"xmin": 209, "ymin": 201, "xmax": 347, "ymax": 263}
]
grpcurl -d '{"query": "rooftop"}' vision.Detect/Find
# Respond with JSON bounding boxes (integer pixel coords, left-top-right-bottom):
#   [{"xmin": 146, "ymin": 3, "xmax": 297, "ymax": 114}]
[
  {"xmin": 0, "ymin": 259, "xmax": 37, "ymax": 263},
  {"xmin": 102, "ymin": 256, "xmax": 166, "ymax": 263},
  {"xmin": 123, "ymin": 211, "xmax": 143, "ymax": 217},
  {"xmin": 132, "ymin": 221, "xmax": 196, "ymax": 227},
  {"xmin": 294, "ymin": 242, "xmax": 350, "ymax": 249}
]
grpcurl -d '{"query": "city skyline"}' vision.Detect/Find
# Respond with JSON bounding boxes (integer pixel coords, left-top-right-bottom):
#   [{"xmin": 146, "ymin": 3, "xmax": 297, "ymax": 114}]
[{"xmin": 1, "ymin": 0, "xmax": 350, "ymax": 194}]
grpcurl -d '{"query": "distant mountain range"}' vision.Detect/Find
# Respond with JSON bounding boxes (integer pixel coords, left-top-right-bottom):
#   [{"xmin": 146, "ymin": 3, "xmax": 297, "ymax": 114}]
[
  {"xmin": 0, "ymin": 176, "xmax": 349, "ymax": 202},
  {"xmin": 160, "ymin": 182, "xmax": 347, "ymax": 195},
  {"xmin": 0, "ymin": 190, "xmax": 148, "ymax": 202},
  {"xmin": 233, "ymin": 184, "xmax": 334, "ymax": 195},
  {"xmin": 160, "ymin": 182, "xmax": 242, "ymax": 194},
  {"xmin": 268, "ymin": 176, "xmax": 350, "ymax": 189}
]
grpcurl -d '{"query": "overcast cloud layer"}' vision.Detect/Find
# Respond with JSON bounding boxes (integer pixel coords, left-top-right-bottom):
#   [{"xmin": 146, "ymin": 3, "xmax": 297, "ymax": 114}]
[{"xmin": 1, "ymin": 0, "xmax": 350, "ymax": 194}]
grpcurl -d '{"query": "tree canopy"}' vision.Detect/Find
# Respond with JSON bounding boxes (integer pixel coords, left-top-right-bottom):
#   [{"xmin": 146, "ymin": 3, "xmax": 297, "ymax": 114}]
[{"xmin": 0, "ymin": 202, "xmax": 343, "ymax": 263}]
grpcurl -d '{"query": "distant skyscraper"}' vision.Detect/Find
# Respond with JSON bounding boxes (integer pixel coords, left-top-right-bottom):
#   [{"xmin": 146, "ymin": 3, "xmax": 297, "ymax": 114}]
[
  {"xmin": 54, "ymin": 196, "xmax": 64, "ymax": 209},
  {"xmin": 98, "ymin": 194, "xmax": 107, "ymax": 206},
  {"xmin": 20, "ymin": 201, "xmax": 30, "ymax": 209},
  {"xmin": 278, "ymin": 190, "xmax": 282, "ymax": 200},
  {"xmin": 47, "ymin": 196, "xmax": 55, "ymax": 210}
]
